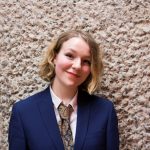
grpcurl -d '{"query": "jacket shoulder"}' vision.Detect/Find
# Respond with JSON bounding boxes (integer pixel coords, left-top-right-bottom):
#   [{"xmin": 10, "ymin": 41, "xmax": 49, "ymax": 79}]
[
  {"xmin": 79, "ymin": 90, "xmax": 114, "ymax": 108},
  {"xmin": 13, "ymin": 87, "xmax": 49, "ymax": 110}
]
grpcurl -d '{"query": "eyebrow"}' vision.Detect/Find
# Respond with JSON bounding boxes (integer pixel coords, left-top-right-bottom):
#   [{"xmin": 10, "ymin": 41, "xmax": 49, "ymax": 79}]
[{"xmin": 67, "ymin": 48, "xmax": 91, "ymax": 58}]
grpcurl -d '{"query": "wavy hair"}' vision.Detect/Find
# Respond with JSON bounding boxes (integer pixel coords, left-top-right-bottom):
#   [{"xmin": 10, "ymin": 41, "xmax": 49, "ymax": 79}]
[{"xmin": 39, "ymin": 30, "xmax": 103, "ymax": 94}]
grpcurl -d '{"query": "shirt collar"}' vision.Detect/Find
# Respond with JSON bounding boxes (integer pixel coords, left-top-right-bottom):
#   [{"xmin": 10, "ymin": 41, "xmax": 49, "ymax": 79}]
[{"xmin": 50, "ymin": 86, "xmax": 78, "ymax": 111}]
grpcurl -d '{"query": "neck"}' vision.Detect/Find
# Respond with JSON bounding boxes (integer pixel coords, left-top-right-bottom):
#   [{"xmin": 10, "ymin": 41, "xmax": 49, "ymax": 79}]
[{"xmin": 51, "ymin": 81, "xmax": 77, "ymax": 103}]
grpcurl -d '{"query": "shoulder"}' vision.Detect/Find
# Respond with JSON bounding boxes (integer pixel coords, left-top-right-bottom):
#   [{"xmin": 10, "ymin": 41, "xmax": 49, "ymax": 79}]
[
  {"xmin": 78, "ymin": 90, "xmax": 114, "ymax": 109},
  {"xmin": 78, "ymin": 90, "xmax": 118, "ymax": 121},
  {"xmin": 12, "ymin": 87, "xmax": 50, "ymax": 111}
]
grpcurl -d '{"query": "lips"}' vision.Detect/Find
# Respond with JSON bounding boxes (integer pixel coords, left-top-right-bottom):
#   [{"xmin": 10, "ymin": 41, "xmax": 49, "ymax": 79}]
[{"xmin": 66, "ymin": 71, "xmax": 80, "ymax": 78}]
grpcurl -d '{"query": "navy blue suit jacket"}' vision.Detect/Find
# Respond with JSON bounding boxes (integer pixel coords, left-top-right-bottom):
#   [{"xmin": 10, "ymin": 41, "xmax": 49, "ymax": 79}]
[{"xmin": 9, "ymin": 87, "xmax": 119, "ymax": 150}]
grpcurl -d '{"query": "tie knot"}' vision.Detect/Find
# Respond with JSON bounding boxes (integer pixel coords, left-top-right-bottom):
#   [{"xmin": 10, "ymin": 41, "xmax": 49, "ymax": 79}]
[{"xmin": 58, "ymin": 103, "xmax": 73, "ymax": 120}]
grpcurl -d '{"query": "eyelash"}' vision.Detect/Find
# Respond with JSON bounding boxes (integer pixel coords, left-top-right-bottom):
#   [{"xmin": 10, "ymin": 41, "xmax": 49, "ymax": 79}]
[
  {"xmin": 83, "ymin": 60, "xmax": 91, "ymax": 65},
  {"xmin": 65, "ymin": 53, "xmax": 74, "ymax": 59},
  {"xmin": 65, "ymin": 53, "xmax": 91, "ymax": 65}
]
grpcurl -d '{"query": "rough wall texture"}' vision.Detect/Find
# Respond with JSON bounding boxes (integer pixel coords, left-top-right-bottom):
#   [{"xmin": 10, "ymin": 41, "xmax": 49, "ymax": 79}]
[{"xmin": 0, "ymin": 0, "xmax": 150, "ymax": 149}]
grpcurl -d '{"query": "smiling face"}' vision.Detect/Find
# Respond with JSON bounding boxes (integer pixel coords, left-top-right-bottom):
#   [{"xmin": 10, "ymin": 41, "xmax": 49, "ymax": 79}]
[{"xmin": 53, "ymin": 37, "xmax": 91, "ymax": 90}]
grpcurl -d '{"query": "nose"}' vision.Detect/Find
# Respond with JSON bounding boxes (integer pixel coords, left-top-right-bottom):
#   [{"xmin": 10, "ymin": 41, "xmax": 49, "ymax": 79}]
[{"xmin": 72, "ymin": 58, "xmax": 81, "ymax": 70}]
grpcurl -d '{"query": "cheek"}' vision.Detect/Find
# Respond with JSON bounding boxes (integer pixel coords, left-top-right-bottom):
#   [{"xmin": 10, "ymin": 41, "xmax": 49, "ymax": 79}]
[
  {"xmin": 82, "ymin": 66, "xmax": 91, "ymax": 75},
  {"xmin": 55, "ymin": 59, "xmax": 70, "ymax": 71}
]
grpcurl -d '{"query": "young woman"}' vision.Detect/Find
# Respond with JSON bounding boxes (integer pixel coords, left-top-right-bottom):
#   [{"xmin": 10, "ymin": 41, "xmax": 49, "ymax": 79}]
[{"xmin": 8, "ymin": 30, "xmax": 119, "ymax": 150}]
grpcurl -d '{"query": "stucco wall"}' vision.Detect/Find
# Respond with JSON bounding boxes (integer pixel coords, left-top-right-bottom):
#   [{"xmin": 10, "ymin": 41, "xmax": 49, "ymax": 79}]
[{"xmin": 0, "ymin": 0, "xmax": 150, "ymax": 149}]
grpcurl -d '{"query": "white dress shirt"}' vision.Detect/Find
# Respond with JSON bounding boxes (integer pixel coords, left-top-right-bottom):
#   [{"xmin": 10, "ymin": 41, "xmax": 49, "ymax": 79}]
[{"xmin": 50, "ymin": 87, "xmax": 78, "ymax": 143}]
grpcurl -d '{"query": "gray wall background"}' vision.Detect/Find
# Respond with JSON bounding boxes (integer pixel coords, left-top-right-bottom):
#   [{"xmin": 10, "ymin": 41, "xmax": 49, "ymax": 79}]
[{"xmin": 0, "ymin": 0, "xmax": 150, "ymax": 149}]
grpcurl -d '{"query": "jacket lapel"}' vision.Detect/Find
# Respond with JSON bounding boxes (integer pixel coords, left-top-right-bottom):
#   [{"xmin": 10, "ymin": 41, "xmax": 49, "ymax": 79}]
[
  {"xmin": 37, "ymin": 87, "xmax": 64, "ymax": 150},
  {"xmin": 74, "ymin": 90, "xmax": 91, "ymax": 150}
]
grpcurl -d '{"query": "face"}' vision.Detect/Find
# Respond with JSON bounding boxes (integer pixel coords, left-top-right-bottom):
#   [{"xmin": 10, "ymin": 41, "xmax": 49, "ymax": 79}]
[{"xmin": 53, "ymin": 37, "xmax": 91, "ymax": 90}]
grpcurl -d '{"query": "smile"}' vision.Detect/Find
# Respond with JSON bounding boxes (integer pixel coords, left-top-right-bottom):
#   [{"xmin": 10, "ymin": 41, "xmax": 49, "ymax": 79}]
[{"xmin": 66, "ymin": 71, "xmax": 80, "ymax": 78}]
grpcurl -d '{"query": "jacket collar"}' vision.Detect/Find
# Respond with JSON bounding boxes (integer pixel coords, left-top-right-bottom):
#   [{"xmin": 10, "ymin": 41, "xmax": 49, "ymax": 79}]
[
  {"xmin": 37, "ymin": 87, "xmax": 64, "ymax": 150},
  {"xmin": 74, "ymin": 90, "xmax": 91, "ymax": 150}
]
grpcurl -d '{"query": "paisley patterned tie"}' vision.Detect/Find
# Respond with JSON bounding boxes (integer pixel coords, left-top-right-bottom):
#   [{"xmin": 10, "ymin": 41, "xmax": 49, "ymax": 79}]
[{"xmin": 58, "ymin": 103, "xmax": 74, "ymax": 150}]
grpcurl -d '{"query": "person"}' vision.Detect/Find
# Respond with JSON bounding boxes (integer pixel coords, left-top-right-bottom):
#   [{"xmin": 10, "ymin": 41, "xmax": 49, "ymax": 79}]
[{"xmin": 8, "ymin": 30, "xmax": 119, "ymax": 150}]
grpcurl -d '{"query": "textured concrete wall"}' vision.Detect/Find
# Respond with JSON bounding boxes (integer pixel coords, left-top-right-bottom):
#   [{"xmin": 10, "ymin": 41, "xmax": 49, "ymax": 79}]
[{"xmin": 0, "ymin": 0, "xmax": 150, "ymax": 149}]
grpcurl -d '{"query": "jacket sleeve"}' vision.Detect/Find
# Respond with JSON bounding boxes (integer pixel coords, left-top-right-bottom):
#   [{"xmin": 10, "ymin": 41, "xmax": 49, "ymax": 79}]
[
  {"xmin": 106, "ymin": 102, "xmax": 120, "ymax": 150},
  {"xmin": 8, "ymin": 104, "xmax": 27, "ymax": 150}
]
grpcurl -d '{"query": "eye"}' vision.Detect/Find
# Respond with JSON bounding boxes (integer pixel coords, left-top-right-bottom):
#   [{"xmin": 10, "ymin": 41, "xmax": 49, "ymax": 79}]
[
  {"xmin": 65, "ymin": 53, "xmax": 74, "ymax": 59},
  {"xmin": 83, "ymin": 60, "xmax": 91, "ymax": 66}
]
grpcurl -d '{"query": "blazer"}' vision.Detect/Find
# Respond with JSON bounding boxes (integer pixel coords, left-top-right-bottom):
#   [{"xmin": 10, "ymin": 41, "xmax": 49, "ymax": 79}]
[{"xmin": 8, "ymin": 87, "xmax": 119, "ymax": 150}]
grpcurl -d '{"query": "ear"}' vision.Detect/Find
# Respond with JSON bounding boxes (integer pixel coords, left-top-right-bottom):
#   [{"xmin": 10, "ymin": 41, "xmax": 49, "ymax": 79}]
[
  {"xmin": 53, "ymin": 60, "xmax": 56, "ymax": 66},
  {"xmin": 53, "ymin": 54, "xmax": 57, "ymax": 65}
]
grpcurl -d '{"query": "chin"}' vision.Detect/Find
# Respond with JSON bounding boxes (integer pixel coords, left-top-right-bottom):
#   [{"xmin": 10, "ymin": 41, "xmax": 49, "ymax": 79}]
[{"xmin": 65, "ymin": 82, "xmax": 79, "ymax": 89}]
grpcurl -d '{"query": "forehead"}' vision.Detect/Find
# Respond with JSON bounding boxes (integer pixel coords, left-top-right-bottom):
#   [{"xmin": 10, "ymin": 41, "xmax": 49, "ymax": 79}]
[{"xmin": 61, "ymin": 37, "xmax": 91, "ymax": 56}]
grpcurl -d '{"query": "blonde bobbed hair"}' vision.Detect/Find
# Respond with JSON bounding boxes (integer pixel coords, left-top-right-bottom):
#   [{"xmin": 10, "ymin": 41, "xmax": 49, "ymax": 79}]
[{"xmin": 39, "ymin": 30, "xmax": 103, "ymax": 94}]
